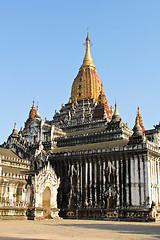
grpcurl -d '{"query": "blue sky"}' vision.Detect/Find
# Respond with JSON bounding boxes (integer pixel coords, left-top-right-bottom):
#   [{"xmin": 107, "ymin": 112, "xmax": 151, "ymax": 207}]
[{"xmin": 0, "ymin": 0, "xmax": 160, "ymax": 144}]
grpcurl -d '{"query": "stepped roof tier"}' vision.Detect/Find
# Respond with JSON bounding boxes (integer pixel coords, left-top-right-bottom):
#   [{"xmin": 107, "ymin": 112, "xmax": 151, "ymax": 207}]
[{"xmin": 52, "ymin": 33, "xmax": 112, "ymax": 131}]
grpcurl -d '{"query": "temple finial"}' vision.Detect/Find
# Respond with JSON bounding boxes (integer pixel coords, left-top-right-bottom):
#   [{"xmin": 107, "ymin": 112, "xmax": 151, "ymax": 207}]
[
  {"xmin": 135, "ymin": 106, "xmax": 145, "ymax": 131},
  {"xmin": 10, "ymin": 123, "xmax": 18, "ymax": 138},
  {"xmin": 111, "ymin": 101, "xmax": 121, "ymax": 122},
  {"xmin": 80, "ymin": 30, "xmax": 95, "ymax": 69},
  {"xmin": 29, "ymin": 100, "xmax": 36, "ymax": 119},
  {"xmin": 14, "ymin": 123, "xmax": 17, "ymax": 130},
  {"xmin": 115, "ymin": 101, "xmax": 118, "ymax": 114},
  {"xmin": 35, "ymin": 102, "xmax": 40, "ymax": 118}
]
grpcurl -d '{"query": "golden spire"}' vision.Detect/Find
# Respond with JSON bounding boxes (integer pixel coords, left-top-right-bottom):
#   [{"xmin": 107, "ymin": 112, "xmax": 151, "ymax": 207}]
[
  {"xmin": 133, "ymin": 108, "xmax": 143, "ymax": 136},
  {"xmin": 135, "ymin": 113, "xmax": 140, "ymax": 126},
  {"xmin": 29, "ymin": 100, "xmax": 36, "ymax": 119},
  {"xmin": 135, "ymin": 106, "xmax": 145, "ymax": 131},
  {"xmin": 14, "ymin": 123, "xmax": 17, "ymax": 131},
  {"xmin": 71, "ymin": 31, "xmax": 102, "ymax": 101},
  {"xmin": 80, "ymin": 30, "xmax": 95, "ymax": 70},
  {"xmin": 32, "ymin": 100, "xmax": 35, "ymax": 109},
  {"xmin": 98, "ymin": 84, "xmax": 107, "ymax": 104}
]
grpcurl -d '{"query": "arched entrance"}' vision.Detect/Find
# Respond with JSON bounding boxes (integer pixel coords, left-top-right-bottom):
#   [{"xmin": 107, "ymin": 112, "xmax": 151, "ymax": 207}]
[{"xmin": 43, "ymin": 187, "xmax": 51, "ymax": 219}]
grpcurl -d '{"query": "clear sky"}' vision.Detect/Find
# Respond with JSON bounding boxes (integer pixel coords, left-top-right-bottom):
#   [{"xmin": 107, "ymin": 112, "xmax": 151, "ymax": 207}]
[{"xmin": 0, "ymin": 0, "xmax": 160, "ymax": 144}]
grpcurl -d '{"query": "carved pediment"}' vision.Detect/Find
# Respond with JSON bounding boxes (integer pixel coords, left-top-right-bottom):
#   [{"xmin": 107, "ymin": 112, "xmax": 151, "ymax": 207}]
[{"xmin": 35, "ymin": 161, "xmax": 60, "ymax": 192}]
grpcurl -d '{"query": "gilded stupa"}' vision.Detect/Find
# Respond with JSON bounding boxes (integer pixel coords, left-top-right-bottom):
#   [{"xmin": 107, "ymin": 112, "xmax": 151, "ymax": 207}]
[
  {"xmin": 135, "ymin": 107, "xmax": 145, "ymax": 131},
  {"xmin": 70, "ymin": 31, "xmax": 102, "ymax": 102},
  {"xmin": 29, "ymin": 100, "xmax": 36, "ymax": 119}
]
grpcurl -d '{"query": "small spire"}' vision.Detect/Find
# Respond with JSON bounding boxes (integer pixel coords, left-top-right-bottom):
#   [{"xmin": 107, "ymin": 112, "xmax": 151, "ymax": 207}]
[
  {"xmin": 133, "ymin": 113, "xmax": 143, "ymax": 137},
  {"xmin": 114, "ymin": 101, "xmax": 120, "ymax": 116},
  {"xmin": 11, "ymin": 123, "xmax": 18, "ymax": 138},
  {"xmin": 135, "ymin": 106, "xmax": 145, "ymax": 131},
  {"xmin": 86, "ymin": 28, "xmax": 90, "ymax": 41},
  {"xmin": 18, "ymin": 126, "xmax": 23, "ymax": 135},
  {"xmin": 98, "ymin": 84, "xmax": 107, "ymax": 104},
  {"xmin": 32, "ymin": 100, "xmax": 35, "ymax": 109},
  {"xmin": 14, "ymin": 123, "xmax": 17, "ymax": 131},
  {"xmin": 80, "ymin": 30, "xmax": 95, "ymax": 69},
  {"xmin": 35, "ymin": 103, "xmax": 41, "ymax": 118},
  {"xmin": 111, "ymin": 101, "xmax": 121, "ymax": 122},
  {"xmin": 29, "ymin": 100, "xmax": 36, "ymax": 119}
]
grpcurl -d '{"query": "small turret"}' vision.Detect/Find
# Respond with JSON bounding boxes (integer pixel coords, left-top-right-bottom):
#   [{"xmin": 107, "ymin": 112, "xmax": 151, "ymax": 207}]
[
  {"xmin": 132, "ymin": 114, "xmax": 143, "ymax": 136},
  {"xmin": 135, "ymin": 107, "xmax": 145, "ymax": 131},
  {"xmin": 93, "ymin": 84, "xmax": 112, "ymax": 121},
  {"xmin": 10, "ymin": 123, "xmax": 19, "ymax": 138},
  {"xmin": 98, "ymin": 84, "xmax": 107, "ymax": 105},
  {"xmin": 18, "ymin": 126, "xmax": 23, "ymax": 135},
  {"xmin": 35, "ymin": 104, "xmax": 41, "ymax": 119},
  {"xmin": 29, "ymin": 100, "xmax": 36, "ymax": 119},
  {"xmin": 128, "ymin": 108, "xmax": 145, "ymax": 145},
  {"xmin": 111, "ymin": 102, "xmax": 121, "ymax": 123}
]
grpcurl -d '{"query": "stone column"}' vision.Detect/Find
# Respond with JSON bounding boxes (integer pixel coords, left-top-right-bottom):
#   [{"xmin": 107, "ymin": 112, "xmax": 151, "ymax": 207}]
[
  {"xmin": 85, "ymin": 160, "xmax": 88, "ymax": 206},
  {"xmin": 88, "ymin": 160, "xmax": 92, "ymax": 206},
  {"xmin": 158, "ymin": 160, "xmax": 160, "ymax": 205},
  {"xmin": 156, "ymin": 159, "xmax": 159, "ymax": 205},
  {"xmin": 99, "ymin": 158, "xmax": 102, "ymax": 207},
  {"xmin": 125, "ymin": 156, "xmax": 129, "ymax": 206},
  {"xmin": 1, "ymin": 182, "xmax": 6, "ymax": 206},
  {"xmin": 139, "ymin": 155, "xmax": 145, "ymax": 206},
  {"xmin": 102, "ymin": 159, "xmax": 106, "ymax": 208},
  {"xmin": 97, "ymin": 157, "xmax": 101, "ymax": 207},
  {"xmin": 63, "ymin": 161, "xmax": 68, "ymax": 208},
  {"xmin": 94, "ymin": 160, "xmax": 97, "ymax": 207},
  {"xmin": 119, "ymin": 158, "xmax": 123, "ymax": 207},
  {"xmin": 144, "ymin": 154, "xmax": 151, "ymax": 207},
  {"xmin": 116, "ymin": 158, "xmax": 120, "ymax": 207},
  {"xmin": 131, "ymin": 155, "xmax": 140, "ymax": 206},
  {"xmin": 80, "ymin": 161, "xmax": 83, "ymax": 207},
  {"xmin": 76, "ymin": 161, "xmax": 80, "ymax": 207},
  {"xmin": 59, "ymin": 160, "xmax": 63, "ymax": 207}
]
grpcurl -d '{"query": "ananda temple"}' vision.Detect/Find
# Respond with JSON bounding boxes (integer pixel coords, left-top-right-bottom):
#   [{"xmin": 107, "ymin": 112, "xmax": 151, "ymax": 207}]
[{"xmin": 0, "ymin": 32, "xmax": 160, "ymax": 221}]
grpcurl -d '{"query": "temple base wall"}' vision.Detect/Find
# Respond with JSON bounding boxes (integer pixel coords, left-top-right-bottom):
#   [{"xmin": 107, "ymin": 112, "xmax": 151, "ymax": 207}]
[
  {"xmin": 26, "ymin": 207, "xmax": 60, "ymax": 220},
  {"xmin": 60, "ymin": 208, "xmax": 156, "ymax": 222},
  {"xmin": 0, "ymin": 206, "xmax": 27, "ymax": 220}
]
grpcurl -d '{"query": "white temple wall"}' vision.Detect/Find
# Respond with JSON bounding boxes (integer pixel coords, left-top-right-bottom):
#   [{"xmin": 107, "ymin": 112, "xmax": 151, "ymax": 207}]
[
  {"xmin": 130, "ymin": 156, "xmax": 140, "ymax": 206},
  {"xmin": 149, "ymin": 155, "xmax": 160, "ymax": 206},
  {"xmin": 139, "ymin": 155, "xmax": 145, "ymax": 205},
  {"xmin": 144, "ymin": 154, "xmax": 151, "ymax": 208},
  {"xmin": 158, "ymin": 161, "xmax": 160, "ymax": 204}
]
